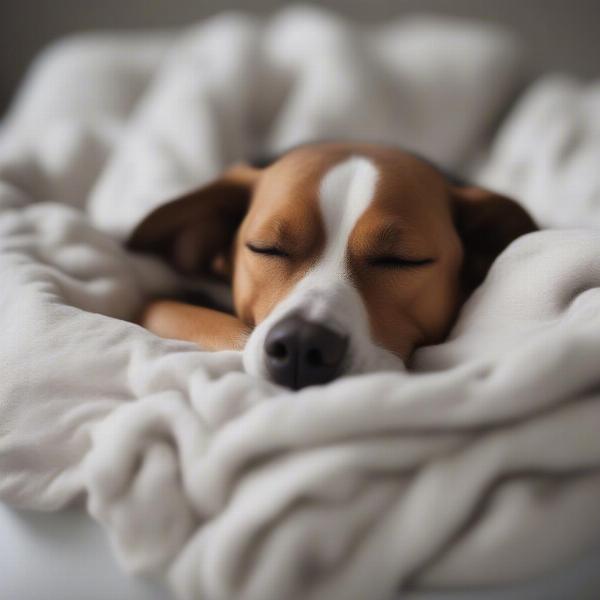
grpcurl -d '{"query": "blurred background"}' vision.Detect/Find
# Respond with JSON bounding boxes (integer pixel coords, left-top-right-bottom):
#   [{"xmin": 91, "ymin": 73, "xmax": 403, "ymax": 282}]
[{"xmin": 1, "ymin": 0, "xmax": 599, "ymax": 115}]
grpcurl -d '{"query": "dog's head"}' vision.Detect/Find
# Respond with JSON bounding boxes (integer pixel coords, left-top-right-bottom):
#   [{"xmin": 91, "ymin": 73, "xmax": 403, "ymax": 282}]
[{"xmin": 129, "ymin": 142, "xmax": 536, "ymax": 389}]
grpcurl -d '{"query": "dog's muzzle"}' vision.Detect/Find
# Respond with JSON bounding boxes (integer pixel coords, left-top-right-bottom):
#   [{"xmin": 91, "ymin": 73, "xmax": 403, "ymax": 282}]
[{"xmin": 264, "ymin": 316, "xmax": 348, "ymax": 390}]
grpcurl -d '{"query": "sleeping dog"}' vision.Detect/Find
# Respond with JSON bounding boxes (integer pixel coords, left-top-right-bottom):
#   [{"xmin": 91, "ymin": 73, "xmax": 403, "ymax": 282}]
[{"xmin": 128, "ymin": 142, "xmax": 536, "ymax": 389}]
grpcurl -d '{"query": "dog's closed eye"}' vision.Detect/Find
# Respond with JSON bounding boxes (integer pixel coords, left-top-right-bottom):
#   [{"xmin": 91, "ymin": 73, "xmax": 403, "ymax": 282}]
[
  {"xmin": 246, "ymin": 242, "xmax": 291, "ymax": 258},
  {"xmin": 367, "ymin": 256, "xmax": 435, "ymax": 269}
]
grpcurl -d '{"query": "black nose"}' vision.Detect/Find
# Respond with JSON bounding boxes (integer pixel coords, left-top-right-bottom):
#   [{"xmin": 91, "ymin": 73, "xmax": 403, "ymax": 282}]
[{"xmin": 264, "ymin": 316, "xmax": 348, "ymax": 390}]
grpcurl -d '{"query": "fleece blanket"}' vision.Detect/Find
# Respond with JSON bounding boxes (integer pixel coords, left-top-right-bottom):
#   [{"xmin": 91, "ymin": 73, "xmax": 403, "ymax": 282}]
[{"xmin": 2, "ymin": 7, "xmax": 600, "ymax": 600}]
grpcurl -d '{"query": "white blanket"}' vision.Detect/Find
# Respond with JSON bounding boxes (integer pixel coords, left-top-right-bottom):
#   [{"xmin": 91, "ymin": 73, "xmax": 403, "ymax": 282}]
[{"xmin": 1, "ymin": 7, "xmax": 600, "ymax": 600}]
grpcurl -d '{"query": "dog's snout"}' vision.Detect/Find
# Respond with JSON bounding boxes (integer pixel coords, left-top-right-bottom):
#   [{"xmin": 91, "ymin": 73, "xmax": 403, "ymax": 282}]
[{"xmin": 264, "ymin": 316, "xmax": 348, "ymax": 390}]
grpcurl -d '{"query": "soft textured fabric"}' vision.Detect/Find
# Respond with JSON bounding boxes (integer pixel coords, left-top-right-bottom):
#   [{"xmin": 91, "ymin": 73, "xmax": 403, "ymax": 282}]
[
  {"xmin": 1, "ymin": 7, "xmax": 600, "ymax": 600},
  {"xmin": 477, "ymin": 76, "xmax": 600, "ymax": 229}
]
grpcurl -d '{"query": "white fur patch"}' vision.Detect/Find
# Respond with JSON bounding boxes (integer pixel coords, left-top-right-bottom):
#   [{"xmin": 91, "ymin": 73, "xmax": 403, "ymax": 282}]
[{"xmin": 318, "ymin": 156, "xmax": 380, "ymax": 271}]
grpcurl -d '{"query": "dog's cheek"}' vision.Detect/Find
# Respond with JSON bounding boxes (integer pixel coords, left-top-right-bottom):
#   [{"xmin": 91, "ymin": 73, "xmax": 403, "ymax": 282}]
[
  {"xmin": 369, "ymin": 315, "xmax": 416, "ymax": 360},
  {"xmin": 242, "ymin": 322, "xmax": 270, "ymax": 377},
  {"xmin": 352, "ymin": 284, "xmax": 414, "ymax": 359},
  {"xmin": 232, "ymin": 262, "xmax": 259, "ymax": 327}
]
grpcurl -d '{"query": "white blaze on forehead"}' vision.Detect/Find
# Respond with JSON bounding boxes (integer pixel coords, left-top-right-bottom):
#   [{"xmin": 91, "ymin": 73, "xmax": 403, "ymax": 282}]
[
  {"xmin": 317, "ymin": 156, "xmax": 379, "ymax": 273},
  {"xmin": 286, "ymin": 156, "xmax": 379, "ymax": 325}
]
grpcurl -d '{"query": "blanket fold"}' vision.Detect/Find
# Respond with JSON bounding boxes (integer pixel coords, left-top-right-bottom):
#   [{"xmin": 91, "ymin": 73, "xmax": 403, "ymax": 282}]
[{"xmin": 2, "ymin": 7, "xmax": 600, "ymax": 600}]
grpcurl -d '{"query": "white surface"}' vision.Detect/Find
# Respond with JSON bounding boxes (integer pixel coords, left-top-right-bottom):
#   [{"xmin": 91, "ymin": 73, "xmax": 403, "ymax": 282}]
[
  {"xmin": 0, "ymin": 504, "xmax": 170, "ymax": 600},
  {"xmin": 1, "ymin": 504, "xmax": 599, "ymax": 600},
  {"xmin": 2, "ymin": 6, "xmax": 600, "ymax": 600}
]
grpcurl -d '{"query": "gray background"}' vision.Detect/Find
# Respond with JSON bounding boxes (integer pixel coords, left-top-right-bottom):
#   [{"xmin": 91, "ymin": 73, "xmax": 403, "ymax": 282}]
[{"xmin": 1, "ymin": 0, "xmax": 599, "ymax": 115}]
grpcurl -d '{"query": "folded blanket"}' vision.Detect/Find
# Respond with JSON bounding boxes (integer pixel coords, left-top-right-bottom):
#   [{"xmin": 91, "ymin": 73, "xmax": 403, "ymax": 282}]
[{"xmin": 1, "ymin": 7, "xmax": 600, "ymax": 600}]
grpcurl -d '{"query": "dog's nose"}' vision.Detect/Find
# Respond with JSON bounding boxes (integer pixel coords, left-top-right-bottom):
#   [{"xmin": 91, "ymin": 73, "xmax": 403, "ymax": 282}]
[{"xmin": 264, "ymin": 316, "xmax": 348, "ymax": 390}]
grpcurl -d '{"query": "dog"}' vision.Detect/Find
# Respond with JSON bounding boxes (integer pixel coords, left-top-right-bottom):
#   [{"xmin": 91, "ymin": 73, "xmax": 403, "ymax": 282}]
[{"xmin": 128, "ymin": 142, "xmax": 536, "ymax": 389}]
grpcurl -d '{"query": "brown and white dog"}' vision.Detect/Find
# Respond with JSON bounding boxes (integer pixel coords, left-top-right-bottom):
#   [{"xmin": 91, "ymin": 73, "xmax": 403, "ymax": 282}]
[{"xmin": 128, "ymin": 142, "xmax": 536, "ymax": 389}]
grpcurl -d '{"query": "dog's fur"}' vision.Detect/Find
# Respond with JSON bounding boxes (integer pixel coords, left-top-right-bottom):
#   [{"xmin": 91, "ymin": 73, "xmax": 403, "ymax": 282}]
[{"xmin": 129, "ymin": 142, "xmax": 536, "ymax": 385}]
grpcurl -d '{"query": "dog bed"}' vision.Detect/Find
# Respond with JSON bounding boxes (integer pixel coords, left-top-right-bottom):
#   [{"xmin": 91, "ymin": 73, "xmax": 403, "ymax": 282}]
[{"xmin": 2, "ymin": 7, "xmax": 600, "ymax": 600}]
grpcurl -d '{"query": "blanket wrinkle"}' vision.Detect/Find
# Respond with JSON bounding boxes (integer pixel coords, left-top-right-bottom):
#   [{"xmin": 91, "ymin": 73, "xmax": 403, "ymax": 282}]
[
  {"xmin": 477, "ymin": 76, "xmax": 600, "ymax": 229},
  {"xmin": 2, "ymin": 5, "xmax": 600, "ymax": 600}
]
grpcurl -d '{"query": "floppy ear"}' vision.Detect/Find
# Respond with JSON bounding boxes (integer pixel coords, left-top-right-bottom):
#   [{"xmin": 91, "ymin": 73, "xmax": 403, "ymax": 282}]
[
  {"xmin": 452, "ymin": 185, "xmax": 537, "ymax": 293},
  {"xmin": 127, "ymin": 164, "xmax": 260, "ymax": 278}
]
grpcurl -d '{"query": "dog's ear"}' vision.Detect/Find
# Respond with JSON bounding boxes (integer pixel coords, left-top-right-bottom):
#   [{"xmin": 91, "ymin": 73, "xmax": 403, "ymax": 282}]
[
  {"xmin": 127, "ymin": 163, "xmax": 260, "ymax": 278},
  {"xmin": 452, "ymin": 185, "xmax": 537, "ymax": 293}
]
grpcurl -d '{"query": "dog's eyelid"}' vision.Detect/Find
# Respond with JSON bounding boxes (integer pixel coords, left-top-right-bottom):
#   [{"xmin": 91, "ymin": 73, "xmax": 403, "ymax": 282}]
[
  {"xmin": 245, "ymin": 241, "xmax": 291, "ymax": 258},
  {"xmin": 368, "ymin": 255, "xmax": 435, "ymax": 268}
]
